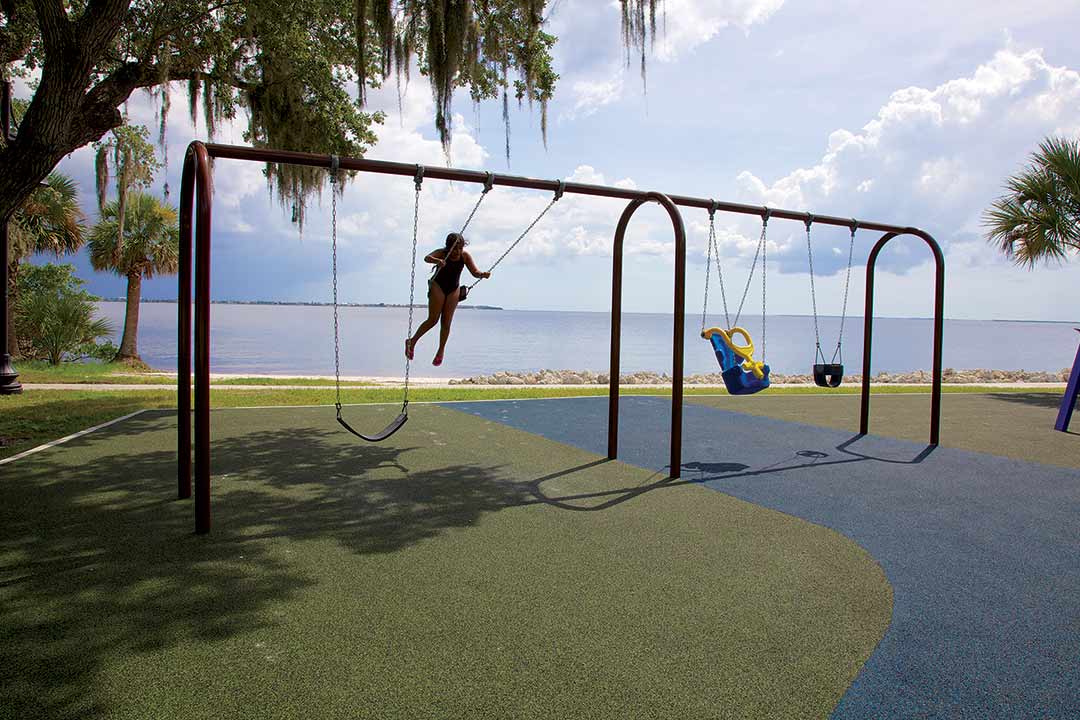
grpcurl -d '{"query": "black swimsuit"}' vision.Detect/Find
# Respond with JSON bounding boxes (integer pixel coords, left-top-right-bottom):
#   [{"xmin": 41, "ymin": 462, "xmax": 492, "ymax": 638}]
[{"xmin": 432, "ymin": 254, "xmax": 465, "ymax": 295}]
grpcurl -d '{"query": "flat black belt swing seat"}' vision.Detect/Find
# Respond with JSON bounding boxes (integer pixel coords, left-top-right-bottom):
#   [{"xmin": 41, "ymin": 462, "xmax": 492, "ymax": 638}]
[{"xmin": 336, "ymin": 404, "xmax": 408, "ymax": 442}]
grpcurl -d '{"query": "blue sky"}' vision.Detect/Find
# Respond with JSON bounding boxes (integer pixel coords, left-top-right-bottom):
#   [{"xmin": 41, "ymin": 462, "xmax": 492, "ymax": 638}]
[{"xmin": 25, "ymin": 0, "xmax": 1080, "ymax": 320}]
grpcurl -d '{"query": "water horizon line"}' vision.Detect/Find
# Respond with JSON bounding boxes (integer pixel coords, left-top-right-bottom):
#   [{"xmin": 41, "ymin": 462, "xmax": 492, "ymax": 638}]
[{"xmin": 97, "ymin": 299, "xmax": 1079, "ymax": 325}]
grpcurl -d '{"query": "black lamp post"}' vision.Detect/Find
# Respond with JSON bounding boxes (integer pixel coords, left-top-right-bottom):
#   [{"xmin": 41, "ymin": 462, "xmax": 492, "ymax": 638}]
[{"xmin": 0, "ymin": 80, "xmax": 23, "ymax": 394}]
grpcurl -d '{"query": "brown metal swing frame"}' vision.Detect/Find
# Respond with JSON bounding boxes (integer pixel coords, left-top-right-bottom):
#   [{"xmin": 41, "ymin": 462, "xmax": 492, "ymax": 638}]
[{"xmin": 179, "ymin": 141, "xmax": 945, "ymax": 534}]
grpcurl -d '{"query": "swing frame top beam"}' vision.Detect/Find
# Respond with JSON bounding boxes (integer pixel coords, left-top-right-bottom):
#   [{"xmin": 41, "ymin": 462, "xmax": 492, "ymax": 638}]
[
  {"xmin": 203, "ymin": 143, "xmax": 913, "ymax": 234},
  {"xmin": 179, "ymin": 141, "xmax": 945, "ymax": 535}
]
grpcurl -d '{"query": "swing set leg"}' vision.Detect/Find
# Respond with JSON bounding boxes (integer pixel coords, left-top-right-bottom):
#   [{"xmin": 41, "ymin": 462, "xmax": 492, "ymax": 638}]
[{"xmin": 1055, "ymin": 331, "xmax": 1080, "ymax": 433}]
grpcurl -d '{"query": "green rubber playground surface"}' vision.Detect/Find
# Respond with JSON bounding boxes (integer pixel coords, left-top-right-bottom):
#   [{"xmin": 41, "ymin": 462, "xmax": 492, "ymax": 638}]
[{"xmin": 1, "ymin": 403, "xmax": 891, "ymax": 720}]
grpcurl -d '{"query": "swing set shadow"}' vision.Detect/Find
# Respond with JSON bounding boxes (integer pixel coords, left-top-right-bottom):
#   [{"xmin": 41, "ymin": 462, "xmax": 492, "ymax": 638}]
[
  {"xmin": 178, "ymin": 141, "xmax": 946, "ymax": 534},
  {"xmin": 518, "ymin": 436, "xmax": 936, "ymax": 513}
]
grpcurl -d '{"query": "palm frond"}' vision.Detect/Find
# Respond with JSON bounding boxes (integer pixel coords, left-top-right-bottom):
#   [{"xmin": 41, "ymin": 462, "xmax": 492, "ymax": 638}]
[
  {"xmin": 88, "ymin": 192, "xmax": 180, "ymax": 278},
  {"xmin": 9, "ymin": 172, "xmax": 87, "ymax": 260},
  {"xmin": 985, "ymin": 136, "xmax": 1080, "ymax": 266}
]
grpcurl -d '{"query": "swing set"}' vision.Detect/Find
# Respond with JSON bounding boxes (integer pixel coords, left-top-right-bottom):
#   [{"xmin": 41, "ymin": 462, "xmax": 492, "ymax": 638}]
[{"xmin": 177, "ymin": 141, "xmax": 946, "ymax": 534}]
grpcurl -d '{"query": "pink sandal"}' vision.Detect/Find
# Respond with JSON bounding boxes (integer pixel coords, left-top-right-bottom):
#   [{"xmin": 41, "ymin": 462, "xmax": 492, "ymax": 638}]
[
  {"xmin": 404, "ymin": 338, "xmax": 414, "ymax": 360},
  {"xmin": 433, "ymin": 353, "xmax": 443, "ymax": 367}
]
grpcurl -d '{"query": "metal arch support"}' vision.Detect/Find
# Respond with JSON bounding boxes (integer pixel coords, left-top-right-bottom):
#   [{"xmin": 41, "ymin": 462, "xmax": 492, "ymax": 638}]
[
  {"xmin": 859, "ymin": 229, "xmax": 945, "ymax": 445},
  {"xmin": 178, "ymin": 141, "xmax": 214, "ymax": 534},
  {"xmin": 609, "ymin": 193, "xmax": 688, "ymax": 478},
  {"xmin": 178, "ymin": 148, "xmax": 194, "ymax": 501}
]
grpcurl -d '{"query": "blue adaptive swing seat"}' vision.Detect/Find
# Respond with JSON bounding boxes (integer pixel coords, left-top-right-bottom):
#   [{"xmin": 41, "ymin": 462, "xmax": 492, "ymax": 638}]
[{"xmin": 702, "ymin": 327, "xmax": 771, "ymax": 395}]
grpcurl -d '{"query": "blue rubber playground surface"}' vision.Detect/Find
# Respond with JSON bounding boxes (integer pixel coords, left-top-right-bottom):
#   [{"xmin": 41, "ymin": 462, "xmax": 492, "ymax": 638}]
[{"xmin": 443, "ymin": 396, "xmax": 1080, "ymax": 719}]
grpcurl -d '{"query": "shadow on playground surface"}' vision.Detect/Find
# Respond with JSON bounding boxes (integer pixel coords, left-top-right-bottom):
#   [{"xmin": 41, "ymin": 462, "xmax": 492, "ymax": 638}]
[
  {"xmin": 444, "ymin": 395, "xmax": 1080, "ymax": 720},
  {"xmin": 0, "ymin": 410, "xmax": 528, "ymax": 718},
  {"xmin": 1, "ymin": 404, "xmax": 893, "ymax": 719}
]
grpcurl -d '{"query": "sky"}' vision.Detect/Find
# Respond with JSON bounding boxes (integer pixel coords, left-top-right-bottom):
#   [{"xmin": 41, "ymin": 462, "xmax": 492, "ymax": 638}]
[{"xmin": 21, "ymin": 0, "xmax": 1080, "ymax": 320}]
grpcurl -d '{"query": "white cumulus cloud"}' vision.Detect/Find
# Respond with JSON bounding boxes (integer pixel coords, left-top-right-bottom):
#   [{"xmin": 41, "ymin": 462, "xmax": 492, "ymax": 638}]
[
  {"xmin": 652, "ymin": 0, "xmax": 787, "ymax": 62},
  {"xmin": 734, "ymin": 46, "xmax": 1080, "ymax": 275},
  {"xmin": 566, "ymin": 71, "xmax": 625, "ymax": 120}
]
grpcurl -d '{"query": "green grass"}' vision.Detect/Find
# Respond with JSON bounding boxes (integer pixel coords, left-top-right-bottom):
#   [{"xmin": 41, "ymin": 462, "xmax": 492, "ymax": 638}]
[
  {"xmin": 0, "ymin": 391, "xmax": 176, "ymax": 459},
  {"xmin": 13, "ymin": 360, "xmax": 170, "ymax": 384},
  {"xmin": 14, "ymin": 362, "xmax": 354, "ymax": 386}
]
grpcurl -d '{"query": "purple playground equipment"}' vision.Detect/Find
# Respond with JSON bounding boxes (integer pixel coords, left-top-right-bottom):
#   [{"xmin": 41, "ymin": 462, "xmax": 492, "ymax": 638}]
[{"xmin": 1055, "ymin": 329, "xmax": 1080, "ymax": 433}]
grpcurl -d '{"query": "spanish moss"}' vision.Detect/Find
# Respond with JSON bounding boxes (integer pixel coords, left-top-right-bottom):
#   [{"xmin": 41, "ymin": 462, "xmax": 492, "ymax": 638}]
[
  {"xmin": 352, "ymin": 1, "xmax": 556, "ymax": 160},
  {"xmin": 203, "ymin": 75, "xmax": 216, "ymax": 140},
  {"xmin": 502, "ymin": 86, "xmax": 510, "ymax": 166},
  {"xmin": 142, "ymin": 2, "xmax": 630, "ymax": 226},
  {"xmin": 160, "ymin": 86, "xmax": 170, "ymax": 200},
  {"xmin": 94, "ymin": 146, "xmax": 109, "ymax": 215},
  {"xmin": 620, "ymin": 0, "xmax": 661, "ymax": 86},
  {"xmin": 187, "ymin": 73, "xmax": 200, "ymax": 128}
]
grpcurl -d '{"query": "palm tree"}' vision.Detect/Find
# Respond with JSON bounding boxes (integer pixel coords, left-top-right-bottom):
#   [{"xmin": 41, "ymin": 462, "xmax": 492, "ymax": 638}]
[
  {"xmin": 88, "ymin": 193, "xmax": 179, "ymax": 364},
  {"xmin": 985, "ymin": 137, "xmax": 1080, "ymax": 266},
  {"xmin": 94, "ymin": 124, "xmax": 160, "ymax": 265},
  {"xmin": 7, "ymin": 172, "xmax": 87, "ymax": 356}
]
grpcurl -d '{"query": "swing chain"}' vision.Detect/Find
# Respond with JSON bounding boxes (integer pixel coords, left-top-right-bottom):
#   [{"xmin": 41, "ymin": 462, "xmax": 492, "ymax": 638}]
[
  {"xmin": 402, "ymin": 166, "xmax": 423, "ymax": 410},
  {"xmin": 460, "ymin": 171, "xmax": 494, "ymax": 234},
  {"xmin": 731, "ymin": 209, "xmax": 767, "ymax": 330},
  {"xmin": 833, "ymin": 219, "xmax": 858, "ymax": 364},
  {"xmin": 805, "ymin": 212, "xmax": 826, "ymax": 365},
  {"xmin": 704, "ymin": 205, "xmax": 768, "ymax": 355},
  {"xmin": 761, "ymin": 210, "xmax": 767, "ymax": 362},
  {"xmin": 701, "ymin": 200, "xmax": 718, "ymax": 333},
  {"xmin": 332, "ymin": 156, "xmax": 418, "ymax": 416},
  {"xmin": 329, "ymin": 155, "xmax": 343, "ymax": 416},
  {"xmin": 467, "ymin": 179, "xmax": 564, "ymax": 292}
]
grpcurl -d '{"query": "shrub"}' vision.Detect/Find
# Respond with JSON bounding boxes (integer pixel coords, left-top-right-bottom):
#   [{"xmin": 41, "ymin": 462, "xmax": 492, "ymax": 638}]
[{"xmin": 14, "ymin": 264, "xmax": 114, "ymax": 365}]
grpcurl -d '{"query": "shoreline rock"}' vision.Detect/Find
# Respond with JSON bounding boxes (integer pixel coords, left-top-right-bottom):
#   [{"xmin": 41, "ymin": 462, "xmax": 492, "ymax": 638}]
[{"xmin": 448, "ymin": 368, "xmax": 1072, "ymax": 386}]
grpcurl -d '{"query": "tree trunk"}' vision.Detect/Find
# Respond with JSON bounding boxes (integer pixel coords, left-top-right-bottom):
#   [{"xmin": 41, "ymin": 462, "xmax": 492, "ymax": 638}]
[
  {"xmin": 114, "ymin": 270, "xmax": 141, "ymax": 362},
  {"xmin": 0, "ymin": 1, "xmax": 132, "ymax": 222}
]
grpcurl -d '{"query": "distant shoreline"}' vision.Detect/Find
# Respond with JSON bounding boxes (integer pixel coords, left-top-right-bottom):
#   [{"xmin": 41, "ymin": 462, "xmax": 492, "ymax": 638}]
[
  {"xmin": 99, "ymin": 299, "xmax": 504, "ymax": 311},
  {"xmin": 990, "ymin": 319, "xmax": 1080, "ymax": 325}
]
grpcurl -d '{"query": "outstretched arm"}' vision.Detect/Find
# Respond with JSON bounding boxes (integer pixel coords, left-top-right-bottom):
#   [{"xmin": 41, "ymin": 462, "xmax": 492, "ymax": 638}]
[{"xmin": 464, "ymin": 252, "xmax": 491, "ymax": 279}]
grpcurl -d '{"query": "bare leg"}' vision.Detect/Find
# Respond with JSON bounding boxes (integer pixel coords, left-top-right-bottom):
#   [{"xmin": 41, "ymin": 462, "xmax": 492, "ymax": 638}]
[
  {"xmin": 408, "ymin": 281, "xmax": 444, "ymax": 357},
  {"xmin": 434, "ymin": 287, "xmax": 461, "ymax": 364}
]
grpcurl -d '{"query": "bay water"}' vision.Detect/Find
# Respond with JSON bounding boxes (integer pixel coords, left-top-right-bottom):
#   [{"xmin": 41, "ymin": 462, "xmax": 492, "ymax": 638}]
[{"xmin": 95, "ymin": 302, "xmax": 1079, "ymax": 378}]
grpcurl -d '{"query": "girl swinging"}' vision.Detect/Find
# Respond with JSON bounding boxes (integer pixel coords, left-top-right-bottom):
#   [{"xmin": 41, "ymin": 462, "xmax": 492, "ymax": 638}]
[{"xmin": 405, "ymin": 232, "xmax": 490, "ymax": 366}]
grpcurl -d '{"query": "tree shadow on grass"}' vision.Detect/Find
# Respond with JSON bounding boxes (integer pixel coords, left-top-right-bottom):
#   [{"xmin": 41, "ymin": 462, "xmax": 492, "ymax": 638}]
[
  {"xmin": 0, "ymin": 411, "xmax": 528, "ymax": 720},
  {"xmin": 207, "ymin": 426, "xmax": 529, "ymax": 554}
]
